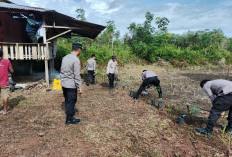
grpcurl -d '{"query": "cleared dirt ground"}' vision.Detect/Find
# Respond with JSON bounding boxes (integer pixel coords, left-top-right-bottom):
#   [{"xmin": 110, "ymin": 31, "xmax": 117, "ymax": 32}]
[{"xmin": 0, "ymin": 64, "xmax": 232, "ymax": 157}]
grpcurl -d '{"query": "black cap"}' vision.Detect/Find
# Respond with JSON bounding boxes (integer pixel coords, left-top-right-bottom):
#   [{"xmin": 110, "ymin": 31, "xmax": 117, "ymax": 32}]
[
  {"xmin": 0, "ymin": 48, "xmax": 3, "ymax": 57},
  {"xmin": 72, "ymin": 43, "xmax": 82, "ymax": 51},
  {"xmin": 112, "ymin": 55, "xmax": 116, "ymax": 59},
  {"xmin": 200, "ymin": 79, "xmax": 210, "ymax": 88}
]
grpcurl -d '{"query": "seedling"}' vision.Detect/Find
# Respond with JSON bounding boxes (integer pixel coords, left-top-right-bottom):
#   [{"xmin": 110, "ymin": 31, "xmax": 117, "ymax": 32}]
[
  {"xmin": 220, "ymin": 125, "xmax": 231, "ymax": 148},
  {"xmin": 186, "ymin": 128, "xmax": 191, "ymax": 137},
  {"xmin": 222, "ymin": 125, "xmax": 226, "ymax": 137},
  {"xmin": 228, "ymin": 134, "xmax": 231, "ymax": 149},
  {"xmin": 166, "ymin": 104, "xmax": 171, "ymax": 112},
  {"xmin": 189, "ymin": 106, "xmax": 201, "ymax": 115}
]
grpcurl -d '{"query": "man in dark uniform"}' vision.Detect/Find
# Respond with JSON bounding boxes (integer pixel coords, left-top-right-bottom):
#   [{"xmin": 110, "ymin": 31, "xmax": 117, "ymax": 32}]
[
  {"xmin": 196, "ymin": 79, "xmax": 232, "ymax": 137},
  {"xmin": 60, "ymin": 43, "xmax": 83, "ymax": 125},
  {"xmin": 133, "ymin": 70, "xmax": 162, "ymax": 100},
  {"xmin": 21, "ymin": 13, "xmax": 42, "ymax": 43}
]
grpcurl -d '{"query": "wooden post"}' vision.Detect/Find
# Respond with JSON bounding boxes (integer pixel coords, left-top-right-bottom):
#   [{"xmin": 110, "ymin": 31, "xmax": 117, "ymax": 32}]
[
  {"xmin": 45, "ymin": 42, "xmax": 49, "ymax": 84},
  {"xmin": 15, "ymin": 43, "xmax": 19, "ymax": 59},
  {"xmin": 2, "ymin": 45, "xmax": 8, "ymax": 59},
  {"xmin": 42, "ymin": 16, "xmax": 49, "ymax": 85},
  {"xmin": 19, "ymin": 45, "xmax": 24, "ymax": 60},
  {"xmin": 32, "ymin": 45, "xmax": 37, "ymax": 59},
  {"xmin": 42, "ymin": 16, "xmax": 47, "ymax": 44},
  {"xmin": 53, "ymin": 39, "xmax": 57, "ymax": 58},
  {"xmin": 49, "ymin": 39, "xmax": 56, "ymax": 81},
  {"xmin": 49, "ymin": 59, "xmax": 54, "ymax": 81},
  {"xmin": 46, "ymin": 30, "xmax": 71, "ymax": 42},
  {"xmin": 10, "ymin": 45, "xmax": 14, "ymax": 59},
  {"xmin": 45, "ymin": 59, "xmax": 49, "ymax": 84}
]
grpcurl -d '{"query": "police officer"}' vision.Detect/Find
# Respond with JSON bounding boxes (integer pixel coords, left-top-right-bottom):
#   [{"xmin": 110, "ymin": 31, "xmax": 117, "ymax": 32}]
[
  {"xmin": 196, "ymin": 79, "xmax": 232, "ymax": 137},
  {"xmin": 107, "ymin": 55, "xmax": 117, "ymax": 89},
  {"xmin": 60, "ymin": 43, "xmax": 82, "ymax": 125},
  {"xmin": 86, "ymin": 54, "xmax": 96, "ymax": 86},
  {"xmin": 133, "ymin": 70, "xmax": 162, "ymax": 100}
]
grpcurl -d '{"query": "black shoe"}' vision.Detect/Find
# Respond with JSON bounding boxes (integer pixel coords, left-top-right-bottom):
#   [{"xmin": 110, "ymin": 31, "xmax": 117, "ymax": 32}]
[
  {"xmin": 221, "ymin": 125, "xmax": 232, "ymax": 135},
  {"xmin": 91, "ymin": 82, "xmax": 96, "ymax": 85},
  {"xmin": 65, "ymin": 118, "xmax": 80, "ymax": 125},
  {"xmin": 133, "ymin": 96, "xmax": 138, "ymax": 100},
  {"xmin": 196, "ymin": 128, "xmax": 212, "ymax": 138}
]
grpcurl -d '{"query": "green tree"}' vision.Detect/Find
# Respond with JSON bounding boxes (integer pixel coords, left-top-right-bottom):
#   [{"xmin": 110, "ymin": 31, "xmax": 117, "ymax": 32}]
[
  {"xmin": 98, "ymin": 21, "xmax": 121, "ymax": 53},
  {"xmin": 227, "ymin": 38, "xmax": 232, "ymax": 52},
  {"xmin": 76, "ymin": 8, "xmax": 86, "ymax": 21},
  {"xmin": 155, "ymin": 17, "xmax": 170, "ymax": 33}
]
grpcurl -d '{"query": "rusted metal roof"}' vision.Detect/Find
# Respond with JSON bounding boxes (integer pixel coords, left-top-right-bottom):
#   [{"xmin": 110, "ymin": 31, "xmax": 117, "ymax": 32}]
[
  {"xmin": 0, "ymin": 0, "xmax": 13, "ymax": 3},
  {"xmin": 0, "ymin": 2, "xmax": 105, "ymax": 39},
  {"xmin": 0, "ymin": 2, "xmax": 52, "ymax": 12}
]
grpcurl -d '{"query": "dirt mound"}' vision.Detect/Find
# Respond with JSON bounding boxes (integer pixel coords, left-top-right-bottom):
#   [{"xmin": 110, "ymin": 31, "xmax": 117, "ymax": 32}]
[
  {"xmin": 154, "ymin": 59, "xmax": 171, "ymax": 67},
  {"xmin": 171, "ymin": 60, "xmax": 188, "ymax": 68}
]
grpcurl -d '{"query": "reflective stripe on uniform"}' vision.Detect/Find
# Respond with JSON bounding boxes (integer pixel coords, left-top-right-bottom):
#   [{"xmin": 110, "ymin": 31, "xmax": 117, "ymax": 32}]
[{"xmin": 27, "ymin": 19, "xmax": 35, "ymax": 26}]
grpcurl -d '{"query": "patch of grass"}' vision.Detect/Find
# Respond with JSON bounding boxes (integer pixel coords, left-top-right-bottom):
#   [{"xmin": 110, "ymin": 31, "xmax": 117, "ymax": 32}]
[
  {"xmin": 219, "ymin": 126, "xmax": 232, "ymax": 149},
  {"xmin": 148, "ymin": 120, "xmax": 157, "ymax": 129},
  {"xmin": 18, "ymin": 98, "xmax": 36, "ymax": 106},
  {"xmin": 8, "ymin": 95, "xmax": 26, "ymax": 108},
  {"xmin": 160, "ymin": 124, "xmax": 168, "ymax": 130}
]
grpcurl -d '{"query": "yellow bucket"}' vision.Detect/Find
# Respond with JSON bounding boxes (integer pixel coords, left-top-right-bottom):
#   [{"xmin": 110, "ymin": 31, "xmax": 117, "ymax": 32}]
[{"xmin": 53, "ymin": 79, "xmax": 62, "ymax": 90}]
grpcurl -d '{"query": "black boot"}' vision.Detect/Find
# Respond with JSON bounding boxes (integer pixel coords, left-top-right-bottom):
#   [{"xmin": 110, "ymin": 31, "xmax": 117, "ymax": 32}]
[
  {"xmin": 65, "ymin": 118, "xmax": 80, "ymax": 125},
  {"xmin": 196, "ymin": 123, "xmax": 213, "ymax": 138}
]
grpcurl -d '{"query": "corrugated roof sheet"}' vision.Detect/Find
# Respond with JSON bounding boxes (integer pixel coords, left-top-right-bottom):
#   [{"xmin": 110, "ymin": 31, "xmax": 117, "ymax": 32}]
[
  {"xmin": 0, "ymin": 2, "xmax": 52, "ymax": 12},
  {"xmin": 0, "ymin": 0, "xmax": 13, "ymax": 3},
  {"xmin": 0, "ymin": 2, "xmax": 105, "ymax": 39}
]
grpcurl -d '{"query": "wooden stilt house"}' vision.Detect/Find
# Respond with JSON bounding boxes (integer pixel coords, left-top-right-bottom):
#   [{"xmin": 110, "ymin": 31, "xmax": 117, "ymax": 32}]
[{"xmin": 0, "ymin": 0, "xmax": 105, "ymax": 84}]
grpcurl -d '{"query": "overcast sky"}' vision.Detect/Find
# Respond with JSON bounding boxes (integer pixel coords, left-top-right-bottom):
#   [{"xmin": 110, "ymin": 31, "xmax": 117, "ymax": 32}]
[{"xmin": 11, "ymin": 0, "xmax": 232, "ymax": 37}]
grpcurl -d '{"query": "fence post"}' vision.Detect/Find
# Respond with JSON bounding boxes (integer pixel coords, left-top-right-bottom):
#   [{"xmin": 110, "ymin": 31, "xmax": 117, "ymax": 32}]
[{"xmin": 45, "ymin": 42, "xmax": 49, "ymax": 85}]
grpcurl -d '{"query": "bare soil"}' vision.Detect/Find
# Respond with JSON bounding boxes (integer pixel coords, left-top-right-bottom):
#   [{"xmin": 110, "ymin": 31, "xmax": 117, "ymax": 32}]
[{"xmin": 0, "ymin": 64, "xmax": 232, "ymax": 157}]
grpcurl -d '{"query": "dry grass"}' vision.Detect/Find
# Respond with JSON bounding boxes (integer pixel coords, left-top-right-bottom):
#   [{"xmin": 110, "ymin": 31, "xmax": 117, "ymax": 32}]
[{"xmin": 0, "ymin": 64, "xmax": 231, "ymax": 156}]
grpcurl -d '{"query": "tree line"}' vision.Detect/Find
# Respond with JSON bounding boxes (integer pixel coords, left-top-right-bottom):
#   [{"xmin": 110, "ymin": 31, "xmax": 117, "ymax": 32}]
[{"xmin": 55, "ymin": 9, "xmax": 232, "ymax": 69}]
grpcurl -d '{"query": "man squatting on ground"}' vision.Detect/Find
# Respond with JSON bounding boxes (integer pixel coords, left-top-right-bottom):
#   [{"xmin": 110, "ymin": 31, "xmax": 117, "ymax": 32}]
[
  {"xmin": 60, "ymin": 43, "xmax": 83, "ymax": 125},
  {"xmin": 86, "ymin": 54, "xmax": 96, "ymax": 86},
  {"xmin": 107, "ymin": 55, "xmax": 117, "ymax": 89},
  {"xmin": 196, "ymin": 79, "xmax": 232, "ymax": 137},
  {"xmin": 133, "ymin": 70, "xmax": 162, "ymax": 100},
  {"xmin": 0, "ymin": 48, "xmax": 14, "ymax": 115}
]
